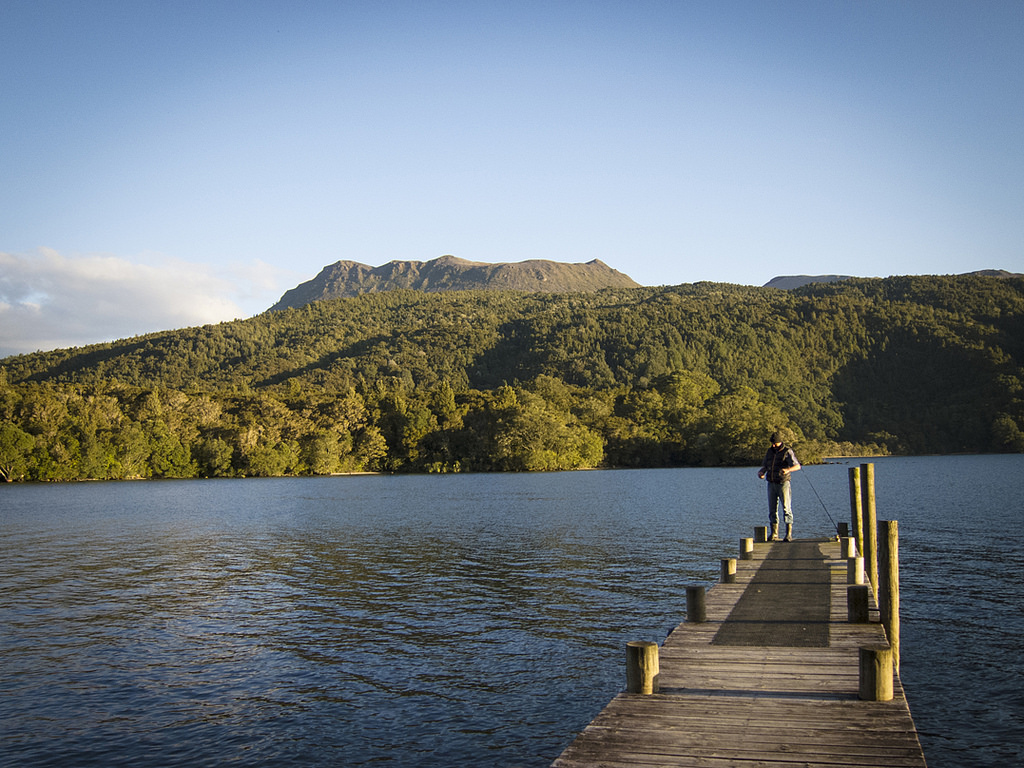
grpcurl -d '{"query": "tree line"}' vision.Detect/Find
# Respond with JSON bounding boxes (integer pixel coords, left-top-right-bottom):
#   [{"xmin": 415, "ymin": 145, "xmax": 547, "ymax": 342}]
[{"xmin": 1, "ymin": 274, "xmax": 1022, "ymax": 481}]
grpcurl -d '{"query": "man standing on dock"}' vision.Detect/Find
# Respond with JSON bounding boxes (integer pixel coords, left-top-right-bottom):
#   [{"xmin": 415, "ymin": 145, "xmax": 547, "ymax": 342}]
[{"xmin": 758, "ymin": 432, "xmax": 801, "ymax": 541}]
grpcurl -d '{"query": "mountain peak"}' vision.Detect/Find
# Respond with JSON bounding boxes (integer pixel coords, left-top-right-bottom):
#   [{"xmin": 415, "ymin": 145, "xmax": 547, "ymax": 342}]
[
  {"xmin": 270, "ymin": 256, "xmax": 640, "ymax": 311},
  {"xmin": 763, "ymin": 275, "xmax": 853, "ymax": 290}
]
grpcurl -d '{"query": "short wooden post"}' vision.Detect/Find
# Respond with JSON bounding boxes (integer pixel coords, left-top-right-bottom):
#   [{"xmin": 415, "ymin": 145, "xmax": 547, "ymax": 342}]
[
  {"xmin": 861, "ymin": 463, "xmax": 878, "ymax": 597},
  {"xmin": 686, "ymin": 585, "xmax": 707, "ymax": 623},
  {"xmin": 847, "ymin": 556, "xmax": 865, "ymax": 585},
  {"xmin": 837, "ymin": 521, "xmax": 849, "ymax": 538},
  {"xmin": 859, "ymin": 645, "xmax": 894, "ymax": 701},
  {"xmin": 754, "ymin": 526, "xmax": 768, "ymax": 543},
  {"xmin": 849, "ymin": 467, "xmax": 863, "ymax": 554},
  {"xmin": 847, "ymin": 584, "xmax": 869, "ymax": 622},
  {"xmin": 740, "ymin": 537, "xmax": 754, "ymax": 560},
  {"xmin": 626, "ymin": 640, "xmax": 660, "ymax": 694},
  {"xmin": 720, "ymin": 558, "xmax": 737, "ymax": 584},
  {"xmin": 841, "ymin": 536, "xmax": 856, "ymax": 558},
  {"xmin": 878, "ymin": 520, "xmax": 900, "ymax": 673}
]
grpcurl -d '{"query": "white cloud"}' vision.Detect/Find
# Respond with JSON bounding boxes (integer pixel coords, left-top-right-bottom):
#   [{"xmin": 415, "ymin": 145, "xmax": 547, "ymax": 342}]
[{"xmin": 0, "ymin": 249, "xmax": 289, "ymax": 358}]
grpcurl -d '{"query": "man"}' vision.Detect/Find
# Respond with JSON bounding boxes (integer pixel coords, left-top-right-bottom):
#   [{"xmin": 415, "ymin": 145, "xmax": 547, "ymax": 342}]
[{"xmin": 757, "ymin": 431, "xmax": 801, "ymax": 542}]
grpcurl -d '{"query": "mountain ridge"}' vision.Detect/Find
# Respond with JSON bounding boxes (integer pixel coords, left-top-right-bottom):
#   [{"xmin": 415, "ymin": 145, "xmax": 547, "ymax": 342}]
[
  {"xmin": 763, "ymin": 274, "xmax": 853, "ymax": 290},
  {"xmin": 271, "ymin": 258, "xmax": 1024, "ymax": 310},
  {"xmin": 764, "ymin": 269, "xmax": 1022, "ymax": 291},
  {"xmin": 270, "ymin": 255, "xmax": 640, "ymax": 310}
]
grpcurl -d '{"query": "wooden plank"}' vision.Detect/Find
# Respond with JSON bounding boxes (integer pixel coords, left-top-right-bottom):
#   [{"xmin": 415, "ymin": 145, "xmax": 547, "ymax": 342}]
[{"xmin": 551, "ymin": 538, "xmax": 928, "ymax": 768}]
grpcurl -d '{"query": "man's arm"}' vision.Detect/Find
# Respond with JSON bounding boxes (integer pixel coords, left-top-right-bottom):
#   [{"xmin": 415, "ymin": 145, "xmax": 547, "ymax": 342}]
[{"xmin": 785, "ymin": 449, "xmax": 801, "ymax": 473}]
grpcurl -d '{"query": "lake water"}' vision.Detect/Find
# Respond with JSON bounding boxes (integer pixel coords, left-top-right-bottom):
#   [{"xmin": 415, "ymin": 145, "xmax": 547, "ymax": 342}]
[{"xmin": 1, "ymin": 456, "xmax": 1021, "ymax": 767}]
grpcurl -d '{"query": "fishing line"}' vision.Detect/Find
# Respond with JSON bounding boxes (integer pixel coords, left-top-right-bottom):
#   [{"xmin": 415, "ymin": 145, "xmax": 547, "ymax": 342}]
[{"xmin": 801, "ymin": 470, "xmax": 840, "ymax": 537}]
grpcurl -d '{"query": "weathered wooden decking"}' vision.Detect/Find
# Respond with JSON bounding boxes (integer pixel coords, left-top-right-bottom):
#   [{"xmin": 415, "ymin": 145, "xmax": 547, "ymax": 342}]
[{"xmin": 552, "ymin": 538, "xmax": 928, "ymax": 767}]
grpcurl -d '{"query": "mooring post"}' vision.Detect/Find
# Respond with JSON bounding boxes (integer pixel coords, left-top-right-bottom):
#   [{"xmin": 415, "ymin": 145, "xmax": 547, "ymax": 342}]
[
  {"xmin": 740, "ymin": 537, "xmax": 754, "ymax": 560},
  {"xmin": 841, "ymin": 536, "xmax": 856, "ymax": 558},
  {"xmin": 720, "ymin": 558, "xmax": 737, "ymax": 584},
  {"xmin": 849, "ymin": 467, "xmax": 863, "ymax": 554},
  {"xmin": 626, "ymin": 640, "xmax": 660, "ymax": 694},
  {"xmin": 859, "ymin": 645, "xmax": 894, "ymax": 701},
  {"xmin": 861, "ymin": 463, "xmax": 878, "ymax": 597},
  {"xmin": 754, "ymin": 526, "xmax": 768, "ymax": 543},
  {"xmin": 847, "ymin": 555, "xmax": 865, "ymax": 585},
  {"xmin": 837, "ymin": 521, "xmax": 849, "ymax": 538},
  {"xmin": 686, "ymin": 585, "xmax": 707, "ymax": 623},
  {"xmin": 847, "ymin": 584, "xmax": 870, "ymax": 622},
  {"xmin": 878, "ymin": 519, "xmax": 901, "ymax": 673}
]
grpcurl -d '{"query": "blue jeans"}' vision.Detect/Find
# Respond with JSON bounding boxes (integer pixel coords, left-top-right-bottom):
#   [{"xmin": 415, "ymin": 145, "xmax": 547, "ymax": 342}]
[{"xmin": 767, "ymin": 481, "xmax": 793, "ymax": 527}]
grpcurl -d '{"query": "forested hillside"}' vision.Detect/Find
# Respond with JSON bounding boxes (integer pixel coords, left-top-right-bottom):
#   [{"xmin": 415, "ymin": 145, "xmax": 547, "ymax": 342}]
[{"xmin": 1, "ymin": 275, "xmax": 1022, "ymax": 481}]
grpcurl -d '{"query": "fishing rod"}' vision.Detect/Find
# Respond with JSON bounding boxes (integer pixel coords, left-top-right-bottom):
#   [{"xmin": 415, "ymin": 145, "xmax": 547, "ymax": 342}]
[{"xmin": 801, "ymin": 468, "xmax": 840, "ymax": 538}]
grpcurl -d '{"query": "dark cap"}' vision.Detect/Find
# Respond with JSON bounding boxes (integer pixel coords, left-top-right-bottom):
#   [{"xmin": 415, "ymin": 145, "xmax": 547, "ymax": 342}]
[{"xmin": 770, "ymin": 432, "xmax": 783, "ymax": 444}]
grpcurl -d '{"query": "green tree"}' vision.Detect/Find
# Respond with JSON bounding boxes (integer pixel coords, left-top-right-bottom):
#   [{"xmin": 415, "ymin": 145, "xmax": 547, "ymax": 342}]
[
  {"xmin": 112, "ymin": 422, "xmax": 151, "ymax": 478},
  {"xmin": 487, "ymin": 387, "xmax": 603, "ymax": 471},
  {"xmin": 0, "ymin": 423, "xmax": 35, "ymax": 481},
  {"xmin": 353, "ymin": 425, "xmax": 388, "ymax": 470},
  {"xmin": 149, "ymin": 427, "xmax": 197, "ymax": 478},
  {"xmin": 244, "ymin": 440, "xmax": 300, "ymax": 476},
  {"xmin": 993, "ymin": 413, "xmax": 1024, "ymax": 452},
  {"xmin": 194, "ymin": 435, "xmax": 235, "ymax": 477},
  {"xmin": 301, "ymin": 429, "xmax": 352, "ymax": 475},
  {"xmin": 696, "ymin": 387, "xmax": 796, "ymax": 466}
]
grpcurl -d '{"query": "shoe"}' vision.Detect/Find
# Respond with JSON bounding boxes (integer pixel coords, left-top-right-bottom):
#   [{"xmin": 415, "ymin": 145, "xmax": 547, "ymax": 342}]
[
  {"xmin": 783, "ymin": 524, "xmax": 793, "ymax": 542},
  {"xmin": 770, "ymin": 525, "xmax": 779, "ymax": 542}
]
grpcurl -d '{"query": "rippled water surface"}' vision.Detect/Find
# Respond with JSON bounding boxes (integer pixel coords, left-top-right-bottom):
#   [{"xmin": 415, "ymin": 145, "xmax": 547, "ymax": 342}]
[{"xmin": 2, "ymin": 458, "xmax": 1022, "ymax": 767}]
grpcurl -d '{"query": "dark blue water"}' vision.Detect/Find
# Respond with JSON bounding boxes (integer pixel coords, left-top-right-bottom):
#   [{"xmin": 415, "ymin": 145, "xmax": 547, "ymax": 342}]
[{"xmin": 1, "ymin": 457, "xmax": 1021, "ymax": 767}]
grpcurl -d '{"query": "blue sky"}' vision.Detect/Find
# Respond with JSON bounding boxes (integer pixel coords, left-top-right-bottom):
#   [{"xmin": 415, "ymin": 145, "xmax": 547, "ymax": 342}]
[{"xmin": 2, "ymin": 0, "xmax": 1022, "ymax": 357}]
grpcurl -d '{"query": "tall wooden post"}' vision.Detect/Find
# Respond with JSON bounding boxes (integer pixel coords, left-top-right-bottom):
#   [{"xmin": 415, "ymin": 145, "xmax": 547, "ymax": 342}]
[
  {"xmin": 861, "ymin": 463, "xmax": 878, "ymax": 597},
  {"xmin": 626, "ymin": 641, "xmax": 660, "ymax": 694},
  {"xmin": 878, "ymin": 520, "xmax": 901, "ymax": 674},
  {"xmin": 849, "ymin": 467, "xmax": 863, "ymax": 554},
  {"xmin": 686, "ymin": 585, "xmax": 707, "ymax": 623},
  {"xmin": 720, "ymin": 558, "xmax": 737, "ymax": 584}
]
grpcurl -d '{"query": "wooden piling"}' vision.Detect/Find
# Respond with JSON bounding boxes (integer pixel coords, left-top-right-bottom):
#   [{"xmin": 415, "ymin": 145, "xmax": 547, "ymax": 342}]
[
  {"xmin": 740, "ymin": 537, "xmax": 754, "ymax": 560},
  {"xmin": 848, "ymin": 555, "xmax": 865, "ymax": 585},
  {"xmin": 847, "ymin": 584, "xmax": 870, "ymax": 622},
  {"xmin": 720, "ymin": 558, "xmax": 737, "ymax": 583},
  {"xmin": 859, "ymin": 645, "xmax": 894, "ymax": 701},
  {"xmin": 625, "ymin": 640, "xmax": 659, "ymax": 694},
  {"xmin": 754, "ymin": 526, "xmax": 768, "ymax": 543},
  {"xmin": 861, "ymin": 463, "xmax": 878, "ymax": 596},
  {"xmin": 849, "ymin": 466, "xmax": 863, "ymax": 554},
  {"xmin": 841, "ymin": 536, "xmax": 856, "ymax": 558},
  {"xmin": 685, "ymin": 585, "xmax": 706, "ymax": 623},
  {"xmin": 878, "ymin": 519, "xmax": 901, "ymax": 673}
]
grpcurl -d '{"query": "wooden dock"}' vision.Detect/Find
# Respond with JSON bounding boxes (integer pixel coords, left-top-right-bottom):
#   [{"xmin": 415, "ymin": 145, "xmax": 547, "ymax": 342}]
[{"xmin": 551, "ymin": 537, "xmax": 928, "ymax": 767}]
